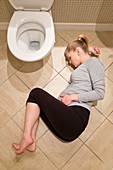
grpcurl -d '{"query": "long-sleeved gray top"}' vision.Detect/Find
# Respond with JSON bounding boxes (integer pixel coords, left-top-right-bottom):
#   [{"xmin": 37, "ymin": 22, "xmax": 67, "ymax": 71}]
[{"xmin": 59, "ymin": 57, "xmax": 105, "ymax": 111}]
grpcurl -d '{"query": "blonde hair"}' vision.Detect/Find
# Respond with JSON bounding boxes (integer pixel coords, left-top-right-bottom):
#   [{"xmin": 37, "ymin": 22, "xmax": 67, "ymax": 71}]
[{"xmin": 64, "ymin": 34, "xmax": 98, "ymax": 58}]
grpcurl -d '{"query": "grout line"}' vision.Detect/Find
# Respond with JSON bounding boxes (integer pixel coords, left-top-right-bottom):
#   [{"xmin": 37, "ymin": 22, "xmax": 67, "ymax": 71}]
[{"xmin": 85, "ymin": 143, "xmax": 104, "ymax": 163}]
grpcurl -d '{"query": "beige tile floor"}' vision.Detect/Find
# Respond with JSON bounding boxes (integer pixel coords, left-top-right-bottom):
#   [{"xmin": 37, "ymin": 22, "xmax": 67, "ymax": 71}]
[{"xmin": 0, "ymin": 29, "xmax": 113, "ymax": 170}]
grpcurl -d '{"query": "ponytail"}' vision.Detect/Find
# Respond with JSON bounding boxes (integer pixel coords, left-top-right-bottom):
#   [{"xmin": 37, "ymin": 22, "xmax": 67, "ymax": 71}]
[{"xmin": 77, "ymin": 34, "xmax": 89, "ymax": 49}]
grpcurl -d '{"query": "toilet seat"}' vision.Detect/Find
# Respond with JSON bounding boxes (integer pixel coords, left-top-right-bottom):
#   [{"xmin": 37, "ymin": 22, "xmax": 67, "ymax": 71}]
[
  {"xmin": 7, "ymin": 11, "xmax": 55, "ymax": 62},
  {"xmin": 8, "ymin": 0, "xmax": 54, "ymax": 11}
]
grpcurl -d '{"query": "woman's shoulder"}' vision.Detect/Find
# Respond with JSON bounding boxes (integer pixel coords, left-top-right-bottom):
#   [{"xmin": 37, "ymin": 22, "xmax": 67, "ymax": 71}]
[
  {"xmin": 84, "ymin": 57, "xmax": 104, "ymax": 72},
  {"xmin": 89, "ymin": 56, "xmax": 99, "ymax": 62},
  {"xmin": 87, "ymin": 57, "xmax": 103, "ymax": 67}
]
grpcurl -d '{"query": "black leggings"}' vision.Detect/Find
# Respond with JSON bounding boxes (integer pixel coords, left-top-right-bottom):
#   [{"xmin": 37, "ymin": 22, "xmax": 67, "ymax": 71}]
[{"xmin": 27, "ymin": 88, "xmax": 90, "ymax": 142}]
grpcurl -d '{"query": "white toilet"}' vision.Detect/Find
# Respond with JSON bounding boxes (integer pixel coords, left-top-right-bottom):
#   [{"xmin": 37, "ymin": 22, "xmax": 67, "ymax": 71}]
[{"xmin": 7, "ymin": 0, "xmax": 55, "ymax": 62}]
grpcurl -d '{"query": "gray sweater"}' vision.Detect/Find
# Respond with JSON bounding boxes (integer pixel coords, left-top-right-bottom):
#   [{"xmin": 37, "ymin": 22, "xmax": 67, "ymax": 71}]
[{"xmin": 59, "ymin": 57, "xmax": 105, "ymax": 111}]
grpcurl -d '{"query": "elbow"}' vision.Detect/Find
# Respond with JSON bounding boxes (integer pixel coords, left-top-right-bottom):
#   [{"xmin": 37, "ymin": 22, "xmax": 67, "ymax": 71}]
[
  {"xmin": 98, "ymin": 89, "xmax": 105, "ymax": 100},
  {"xmin": 100, "ymin": 95, "xmax": 104, "ymax": 100}
]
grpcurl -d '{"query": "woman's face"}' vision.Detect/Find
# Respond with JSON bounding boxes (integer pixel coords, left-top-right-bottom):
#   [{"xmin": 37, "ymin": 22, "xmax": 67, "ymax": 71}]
[{"xmin": 66, "ymin": 50, "xmax": 81, "ymax": 67}]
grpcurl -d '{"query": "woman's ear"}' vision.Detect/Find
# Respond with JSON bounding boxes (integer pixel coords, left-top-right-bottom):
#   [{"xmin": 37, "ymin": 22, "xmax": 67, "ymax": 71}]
[{"xmin": 76, "ymin": 47, "xmax": 81, "ymax": 56}]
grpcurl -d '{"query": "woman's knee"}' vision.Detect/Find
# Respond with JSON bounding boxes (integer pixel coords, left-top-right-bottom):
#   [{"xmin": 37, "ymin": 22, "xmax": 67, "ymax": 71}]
[
  {"xmin": 30, "ymin": 88, "xmax": 42, "ymax": 97},
  {"xmin": 27, "ymin": 88, "xmax": 43, "ymax": 103}
]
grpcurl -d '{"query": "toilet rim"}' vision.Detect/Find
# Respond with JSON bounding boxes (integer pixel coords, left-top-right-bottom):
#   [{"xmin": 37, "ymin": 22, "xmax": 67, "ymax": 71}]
[{"xmin": 7, "ymin": 11, "xmax": 55, "ymax": 62}]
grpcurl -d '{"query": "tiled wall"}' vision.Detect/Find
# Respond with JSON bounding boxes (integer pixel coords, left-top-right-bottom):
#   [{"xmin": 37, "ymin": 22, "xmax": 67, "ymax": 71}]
[
  {"xmin": 0, "ymin": 0, "xmax": 113, "ymax": 23},
  {"xmin": 52, "ymin": 0, "xmax": 113, "ymax": 23}
]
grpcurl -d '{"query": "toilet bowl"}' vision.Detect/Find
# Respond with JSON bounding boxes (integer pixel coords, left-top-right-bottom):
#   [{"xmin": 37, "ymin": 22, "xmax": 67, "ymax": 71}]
[{"xmin": 7, "ymin": 0, "xmax": 55, "ymax": 62}]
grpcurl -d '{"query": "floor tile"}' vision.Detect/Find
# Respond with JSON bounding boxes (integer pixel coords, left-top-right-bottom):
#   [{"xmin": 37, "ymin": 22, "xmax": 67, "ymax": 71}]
[
  {"xmin": 62, "ymin": 145, "xmax": 102, "ymax": 170},
  {"xmin": 7, "ymin": 48, "xmax": 24, "ymax": 72},
  {"xmin": 108, "ymin": 111, "xmax": 113, "ymax": 123},
  {"xmin": 0, "ymin": 162, "xmax": 7, "ymax": 170},
  {"xmin": 90, "ymin": 36, "xmax": 108, "ymax": 48},
  {"xmin": 89, "ymin": 34, "xmax": 113, "ymax": 70},
  {"xmin": 0, "ymin": 105, "xmax": 10, "ymax": 129},
  {"xmin": 0, "ymin": 59, "xmax": 14, "ymax": 85},
  {"xmin": 10, "ymin": 149, "xmax": 58, "ymax": 170},
  {"xmin": 100, "ymin": 48, "xmax": 113, "ymax": 70},
  {"xmin": 44, "ymin": 74, "xmax": 68, "ymax": 98},
  {"xmin": 60, "ymin": 65, "xmax": 75, "ymax": 82},
  {"xmin": 105, "ymin": 63, "xmax": 113, "ymax": 82},
  {"xmin": 0, "ymin": 120, "xmax": 23, "ymax": 168},
  {"xmin": 57, "ymin": 30, "xmax": 96, "ymax": 43},
  {"xmin": 37, "ymin": 131, "xmax": 83, "ymax": 169},
  {"xmin": 0, "ymin": 44, "xmax": 24, "ymax": 72},
  {"xmin": 79, "ymin": 107, "xmax": 105, "ymax": 142},
  {"xmin": 86, "ymin": 120, "xmax": 113, "ymax": 169},
  {"xmin": 96, "ymin": 77, "xmax": 113, "ymax": 117},
  {"xmin": 54, "ymin": 31, "xmax": 67, "ymax": 47},
  {"xmin": 45, "ymin": 47, "xmax": 67, "ymax": 72},
  {"xmin": 90, "ymin": 162, "xmax": 109, "ymax": 170},
  {"xmin": 16, "ymin": 60, "xmax": 57, "ymax": 89},
  {"xmin": 99, "ymin": 48, "xmax": 113, "ymax": 70},
  {"xmin": 0, "ymin": 74, "xmax": 29, "ymax": 117},
  {"xmin": 0, "ymin": 44, "xmax": 8, "ymax": 60},
  {"xmin": 87, "ymin": 46, "xmax": 113, "ymax": 70},
  {"xmin": 0, "ymin": 46, "xmax": 24, "ymax": 85},
  {"xmin": 95, "ymin": 31, "xmax": 113, "ymax": 49}
]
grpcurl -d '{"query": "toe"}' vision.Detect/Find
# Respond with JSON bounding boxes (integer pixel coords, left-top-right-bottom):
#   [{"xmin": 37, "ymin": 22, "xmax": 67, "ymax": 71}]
[{"xmin": 12, "ymin": 143, "xmax": 20, "ymax": 150}]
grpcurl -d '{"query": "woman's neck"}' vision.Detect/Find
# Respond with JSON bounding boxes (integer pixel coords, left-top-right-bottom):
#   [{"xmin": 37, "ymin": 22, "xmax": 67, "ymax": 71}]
[{"xmin": 81, "ymin": 52, "xmax": 90, "ymax": 64}]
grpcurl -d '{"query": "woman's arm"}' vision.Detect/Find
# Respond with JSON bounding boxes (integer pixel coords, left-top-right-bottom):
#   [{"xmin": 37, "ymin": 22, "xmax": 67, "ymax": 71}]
[
  {"xmin": 88, "ymin": 46, "xmax": 100, "ymax": 57},
  {"xmin": 77, "ymin": 58, "xmax": 105, "ymax": 102},
  {"xmin": 60, "ymin": 94, "xmax": 79, "ymax": 105}
]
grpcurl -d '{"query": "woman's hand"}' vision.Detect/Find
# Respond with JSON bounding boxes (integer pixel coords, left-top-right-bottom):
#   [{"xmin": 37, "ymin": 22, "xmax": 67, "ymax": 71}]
[
  {"xmin": 89, "ymin": 46, "xmax": 100, "ymax": 56},
  {"xmin": 60, "ymin": 94, "xmax": 79, "ymax": 105}
]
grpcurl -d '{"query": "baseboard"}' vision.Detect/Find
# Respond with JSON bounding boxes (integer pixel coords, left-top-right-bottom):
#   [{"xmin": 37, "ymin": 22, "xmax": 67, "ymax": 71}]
[
  {"xmin": 54, "ymin": 23, "xmax": 113, "ymax": 31},
  {"xmin": 0, "ymin": 22, "xmax": 113, "ymax": 31}
]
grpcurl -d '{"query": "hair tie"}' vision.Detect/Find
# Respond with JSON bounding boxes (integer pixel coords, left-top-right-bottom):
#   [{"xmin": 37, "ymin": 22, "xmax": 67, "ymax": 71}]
[
  {"xmin": 78, "ymin": 37, "xmax": 87, "ymax": 45},
  {"xmin": 77, "ymin": 37, "xmax": 83, "ymax": 42}
]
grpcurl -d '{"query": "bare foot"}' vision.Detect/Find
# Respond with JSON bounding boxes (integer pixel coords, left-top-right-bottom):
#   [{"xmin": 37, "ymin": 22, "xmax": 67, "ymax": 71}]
[
  {"xmin": 26, "ymin": 142, "xmax": 36, "ymax": 152},
  {"xmin": 12, "ymin": 142, "xmax": 36, "ymax": 152},
  {"xmin": 14, "ymin": 136, "xmax": 34, "ymax": 155}
]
